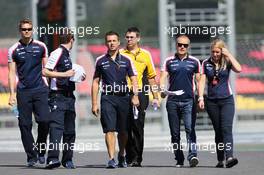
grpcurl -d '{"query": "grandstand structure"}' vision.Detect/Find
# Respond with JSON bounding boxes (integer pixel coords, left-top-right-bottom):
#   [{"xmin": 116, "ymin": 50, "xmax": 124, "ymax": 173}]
[{"xmin": 236, "ymin": 35, "xmax": 264, "ymax": 119}]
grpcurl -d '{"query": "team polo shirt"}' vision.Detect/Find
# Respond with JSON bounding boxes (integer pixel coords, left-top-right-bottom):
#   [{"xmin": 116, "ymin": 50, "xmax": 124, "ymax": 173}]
[
  {"xmin": 93, "ymin": 52, "xmax": 137, "ymax": 93},
  {"xmin": 8, "ymin": 39, "xmax": 48, "ymax": 91},
  {"xmin": 201, "ymin": 58, "xmax": 233, "ymax": 99},
  {"xmin": 120, "ymin": 48, "xmax": 156, "ymax": 89},
  {"xmin": 45, "ymin": 45, "xmax": 75, "ymax": 91},
  {"xmin": 161, "ymin": 54, "xmax": 201, "ymax": 100}
]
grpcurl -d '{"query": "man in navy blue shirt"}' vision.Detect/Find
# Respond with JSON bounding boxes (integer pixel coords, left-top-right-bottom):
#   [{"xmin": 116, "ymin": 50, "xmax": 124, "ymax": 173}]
[
  {"xmin": 8, "ymin": 19, "xmax": 49, "ymax": 167},
  {"xmin": 43, "ymin": 28, "xmax": 81, "ymax": 169},
  {"xmin": 160, "ymin": 35, "xmax": 202, "ymax": 167},
  {"xmin": 91, "ymin": 31, "xmax": 139, "ymax": 169}
]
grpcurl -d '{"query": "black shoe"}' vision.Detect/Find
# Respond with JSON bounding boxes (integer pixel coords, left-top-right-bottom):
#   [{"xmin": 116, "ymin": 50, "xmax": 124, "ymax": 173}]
[
  {"xmin": 45, "ymin": 160, "xmax": 61, "ymax": 169},
  {"xmin": 131, "ymin": 161, "xmax": 142, "ymax": 167},
  {"xmin": 216, "ymin": 161, "xmax": 224, "ymax": 168},
  {"xmin": 215, "ymin": 161, "xmax": 224, "ymax": 168},
  {"xmin": 118, "ymin": 155, "xmax": 127, "ymax": 168},
  {"xmin": 62, "ymin": 161, "xmax": 76, "ymax": 169},
  {"xmin": 225, "ymin": 157, "xmax": 238, "ymax": 168}
]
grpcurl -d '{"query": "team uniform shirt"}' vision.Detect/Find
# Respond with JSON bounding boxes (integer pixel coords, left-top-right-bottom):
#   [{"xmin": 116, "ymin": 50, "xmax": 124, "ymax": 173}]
[
  {"xmin": 120, "ymin": 48, "xmax": 156, "ymax": 89},
  {"xmin": 93, "ymin": 52, "xmax": 137, "ymax": 93},
  {"xmin": 162, "ymin": 54, "xmax": 201, "ymax": 100},
  {"xmin": 45, "ymin": 45, "xmax": 75, "ymax": 91},
  {"xmin": 8, "ymin": 39, "xmax": 48, "ymax": 91},
  {"xmin": 201, "ymin": 58, "xmax": 233, "ymax": 99}
]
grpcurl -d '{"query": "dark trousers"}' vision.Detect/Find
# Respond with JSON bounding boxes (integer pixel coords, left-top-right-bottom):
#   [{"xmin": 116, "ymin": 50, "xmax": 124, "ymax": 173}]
[
  {"xmin": 189, "ymin": 100, "xmax": 198, "ymax": 160},
  {"xmin": 47, "ymin": 92, "xmax": 76, "ymax": 164},
  {"xmin": 166, "ymin": 98, "xmax": 193, "ymax": 164},
  {"xmin": 206, "ymin": 95, "xmax": 235, "ymax": 161},
  {"xmin": 126, "ymin": 92, "xmax": 149, "ymax": 164},
  {"xmin": 17, "ymin": 88, "xmax": 50, "ymax": 162}
]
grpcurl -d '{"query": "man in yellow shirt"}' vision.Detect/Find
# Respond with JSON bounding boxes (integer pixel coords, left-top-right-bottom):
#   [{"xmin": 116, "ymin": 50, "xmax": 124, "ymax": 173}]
[{"xmin": 120, "ymin": 27, "xmax": 159, "ymax": 167}]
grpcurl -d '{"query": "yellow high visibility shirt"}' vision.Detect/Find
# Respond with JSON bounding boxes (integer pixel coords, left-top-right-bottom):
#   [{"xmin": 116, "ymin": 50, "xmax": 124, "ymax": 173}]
[{"xmin": 120, "ymin": 47, "xmax": 156, "ymax": 89}]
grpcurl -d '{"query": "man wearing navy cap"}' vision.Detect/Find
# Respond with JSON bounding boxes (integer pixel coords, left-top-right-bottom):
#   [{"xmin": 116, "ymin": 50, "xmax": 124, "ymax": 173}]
[{"xmin": 91, "ymin": 31, "xmax": 139, "ymax": 169}]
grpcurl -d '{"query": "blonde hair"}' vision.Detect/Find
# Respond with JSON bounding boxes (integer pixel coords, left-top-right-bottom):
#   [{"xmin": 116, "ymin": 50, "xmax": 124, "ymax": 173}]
[{"xmin": 210, "ymin": 39, "xmax": 227, "ymax": 70}]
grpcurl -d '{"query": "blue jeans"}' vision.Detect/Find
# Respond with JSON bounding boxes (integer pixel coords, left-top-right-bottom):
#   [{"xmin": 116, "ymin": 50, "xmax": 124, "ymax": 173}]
[{"xmin": 166, "ymin": 98, "xmax": 193, "ymax": 163}]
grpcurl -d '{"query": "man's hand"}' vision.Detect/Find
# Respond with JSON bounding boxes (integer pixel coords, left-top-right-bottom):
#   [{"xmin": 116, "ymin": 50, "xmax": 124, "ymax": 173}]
[
  {"xmin": 8, "ymin": 93, "xmax": 16, "ymax": 106},
  {"xmin": 65, "ymin": 69, "xmax": 75, "ymax": 77},
  {"xmin": 198, "ymin": 99, "xmax": 205, "ymax": 110},
  {"xmin": 91, "ymin": 104, "xmax": 99, "ymax": 117},
  {"xmin": 132, "ymin": 95, "xmax": 140, "ymax": 107}
]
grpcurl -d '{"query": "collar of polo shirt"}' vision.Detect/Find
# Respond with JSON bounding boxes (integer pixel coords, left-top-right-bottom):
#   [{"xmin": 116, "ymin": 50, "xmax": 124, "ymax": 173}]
[{"xmin": 175, "ymin": 53, "xmax": 189, "ymax": 60}]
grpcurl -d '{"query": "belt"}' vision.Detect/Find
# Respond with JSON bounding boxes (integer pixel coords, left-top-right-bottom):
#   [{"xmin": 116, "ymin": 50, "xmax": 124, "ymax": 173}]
[
  {"xmin": 50, "ymin": 90, "xmax": 74, "ymax": 97},
  {"xmin": 102, "ymin": 92, "xmax": 128, "ymax": 96}
]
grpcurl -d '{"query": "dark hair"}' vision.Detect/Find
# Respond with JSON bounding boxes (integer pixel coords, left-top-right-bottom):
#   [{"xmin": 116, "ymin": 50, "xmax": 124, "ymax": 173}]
[
  {"xmin": 105, "ymin": 31, "xmax": 120, "ymax": 42},
  {"xmin": 126, "ymin": 27, "xmax": 140, "ymax": 37},
  {"xmin": 59, "ymin": 28, "xmax": 74, "ymax": 44},
  {"xmin": 19, "ymin": 19, "xmax": 32, "ymax": 30}
]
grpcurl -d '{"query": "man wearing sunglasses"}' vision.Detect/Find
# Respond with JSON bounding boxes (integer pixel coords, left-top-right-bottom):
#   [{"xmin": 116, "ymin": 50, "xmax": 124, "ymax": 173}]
[
  {"xmin": 160, "ymin": 35, "xmax": 201, "ymax": 168},
  {"xmin": 8, "ymin": 19, "xmax": 50, "ymax": 167}
]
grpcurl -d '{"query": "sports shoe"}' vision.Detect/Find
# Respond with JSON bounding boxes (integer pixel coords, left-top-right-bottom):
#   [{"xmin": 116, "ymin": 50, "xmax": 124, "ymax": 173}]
[
  {"xmin": 225, "ymin": 157, "xmax": 238, "ymax": 168},
  {"xmin": 38, "ymin": 156, "xmax": 45, "ymax": 164},
  {"xmin": 131, "ymin": 161, "xmax": 142, "ymax": 167},
  {"xmin": 175, "ymin": 162, "xmax": 183, "ymax": 168},
  {"xmin": 45, "ymin": 160, "xmax": 61, "ymax": 169},
  {"xmin": 216, "ymin": 161, "xmax": 224, "ymax": 168},
  {"xmin": 62, "ymin": 161, "xmax": 76, "ymax": 169},
  {"xmin": 107, "ymin": 159, "xmax": 116, "ymax": 169},
  {"xmin": 189, "ymin": 157, "xmax": 199, "ymax": 167},
  {"xmin": 27, "ymin": 159, "xmax": 37, "ymax": 167},
  {"xmin": 118, "ymin": 155, "xmax": 127, "ymax": 168}
]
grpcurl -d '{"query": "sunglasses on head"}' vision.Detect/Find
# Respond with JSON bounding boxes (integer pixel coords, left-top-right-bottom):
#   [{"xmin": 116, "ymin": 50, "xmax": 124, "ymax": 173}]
[
  {"xmin": 21, "ymin": 28, "xmax": 32, "ymax": 31},
  {"xmin": 177, "ymin": 43, "xmax": 189, "ymax": 48}
]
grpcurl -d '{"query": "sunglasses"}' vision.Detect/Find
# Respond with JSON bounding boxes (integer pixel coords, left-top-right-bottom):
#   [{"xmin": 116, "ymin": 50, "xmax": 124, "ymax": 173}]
[
  {"xmin": 177, "ymin": 43, "xmax": 189, "ymax": 48},
  {"xmin": 21, "ymin": 28, "xmax": 32, "ymax": 31},
  {"xmin": 125, "ymin": 36, "xmax": 136, "ymax": 39}
]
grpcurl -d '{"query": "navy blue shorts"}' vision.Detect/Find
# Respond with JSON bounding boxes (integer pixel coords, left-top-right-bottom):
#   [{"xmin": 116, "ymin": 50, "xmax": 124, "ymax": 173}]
[{"xmin": 100, "ymin": 94, "xmax": 130, "ymax": 133}]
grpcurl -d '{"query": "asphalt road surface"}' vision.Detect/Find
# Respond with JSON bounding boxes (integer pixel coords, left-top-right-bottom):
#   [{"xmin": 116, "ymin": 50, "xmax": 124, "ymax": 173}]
[{"xmin": 0, "ymin": 151, "xmax": 263, "ymax": 175}]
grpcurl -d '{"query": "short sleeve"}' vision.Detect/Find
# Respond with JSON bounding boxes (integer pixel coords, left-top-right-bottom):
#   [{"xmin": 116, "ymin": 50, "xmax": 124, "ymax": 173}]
[{"xmin": 45, "ymin": 48, "xmax": 62, "ymax": 70}]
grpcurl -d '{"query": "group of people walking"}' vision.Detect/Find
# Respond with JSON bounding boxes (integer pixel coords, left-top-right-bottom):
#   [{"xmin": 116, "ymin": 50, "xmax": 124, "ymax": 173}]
[{"xmin": 8, "ymin": 19, "xmax": 241, "ymax": 169}]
